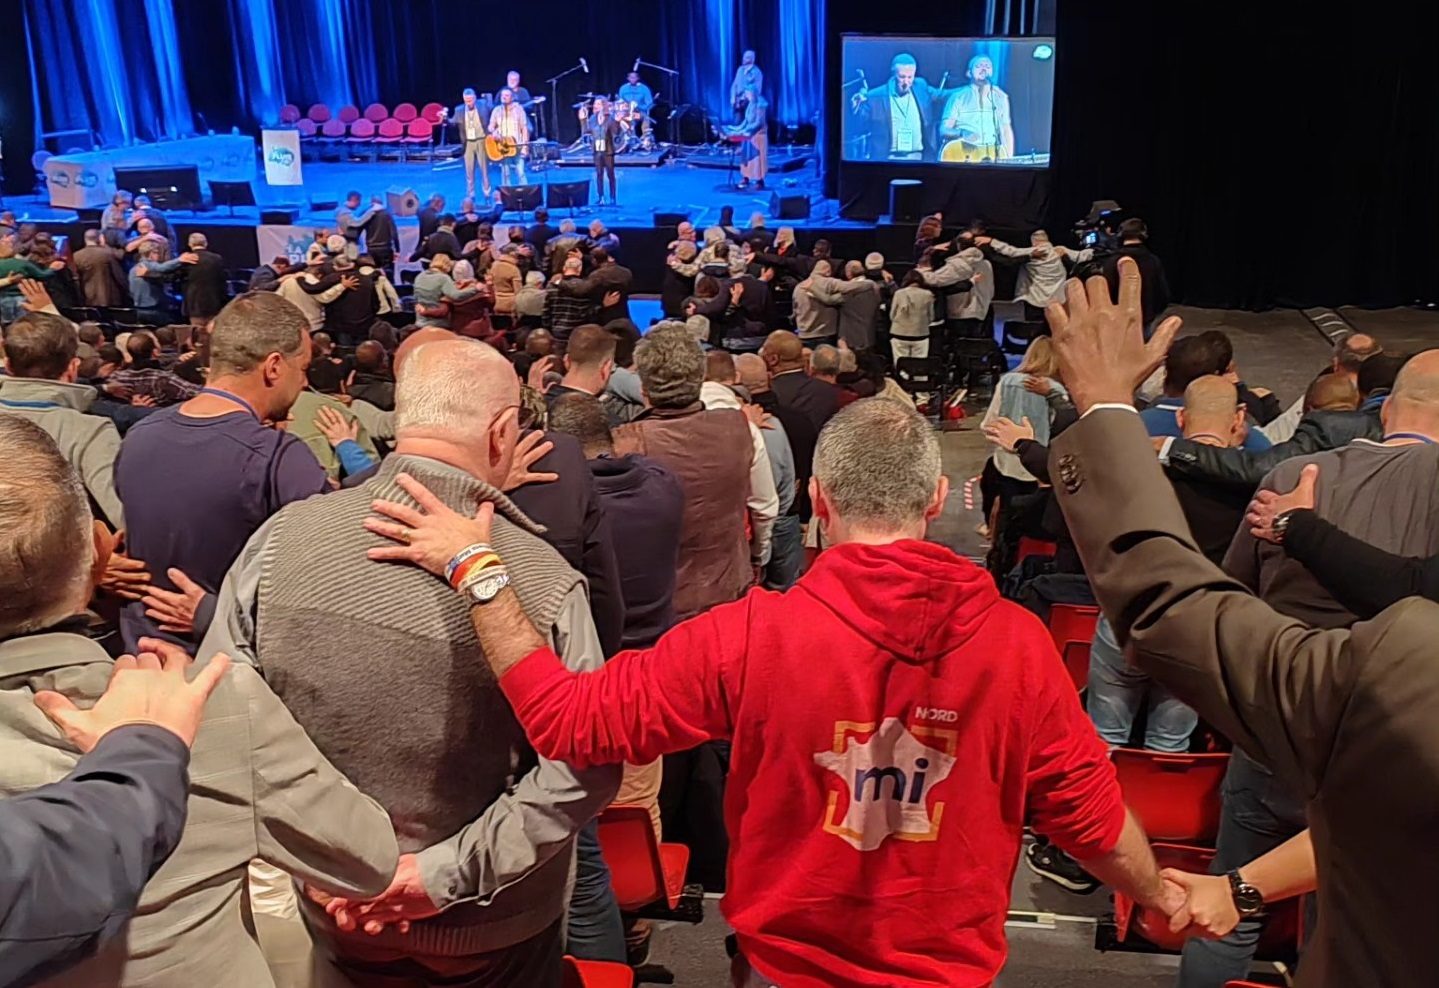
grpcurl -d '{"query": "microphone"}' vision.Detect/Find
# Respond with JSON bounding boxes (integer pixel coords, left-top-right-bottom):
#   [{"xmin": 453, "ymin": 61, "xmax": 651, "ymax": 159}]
[
  {"xmin": 579, "ymin": 58, "xmax": 589, "ymax": 74},
  {"xmin": 633, "ymin": 57, "xmax": 641, "ymax": 72}
]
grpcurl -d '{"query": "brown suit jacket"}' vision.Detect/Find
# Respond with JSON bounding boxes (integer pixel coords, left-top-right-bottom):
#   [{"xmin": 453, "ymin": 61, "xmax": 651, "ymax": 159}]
[
  {"xmin": 73, "ymin": 244, "xmax": 130, "ymax": 308},
  {"xmin": 1053, "ymin": 407, "xmax": 1439, "ymax": 988}
]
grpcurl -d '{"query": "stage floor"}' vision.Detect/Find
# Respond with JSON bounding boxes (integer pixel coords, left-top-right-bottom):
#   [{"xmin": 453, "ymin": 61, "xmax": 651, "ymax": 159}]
[{"xmin": 10, "ymin": 146, "xmax": 863, "ymax": 233}]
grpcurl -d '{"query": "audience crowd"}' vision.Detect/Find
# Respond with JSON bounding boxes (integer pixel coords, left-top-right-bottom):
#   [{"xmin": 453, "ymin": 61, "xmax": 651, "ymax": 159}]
[{"xmin": 0, "ymin": 190, "xmax": 1432, "ymax": 988}]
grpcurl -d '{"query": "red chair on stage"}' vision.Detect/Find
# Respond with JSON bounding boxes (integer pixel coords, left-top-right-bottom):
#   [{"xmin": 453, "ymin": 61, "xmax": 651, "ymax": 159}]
[
  {"xmin": 1047, "ymin": 602, "xmax": 1099, "ymax": 653},
  {"xmin": 392, "ymin": 101, "xmax": 419, "ymax": 123},
  {"xmin": 363, "ymin": 102, "xmax": 389, "ymax": 123},
  {"xmin": 596, "ymin": 805, "xmax": 688, "ymax": 911},
  {"xmin": 562, "ymin": 956, "xmax": 634, "ymax": 988},
  {"xmin": 1061, "ymin": 640, "xmax": 1091, "ymax": 692},
  {"xmin": 306, "ymin": 103, "xmax": 331, "ymax": 124},
  {"xmin": 295, "ymin": 118, "xmax": 318, "ymax": 157},
  {"xmin": 319, "ymin": 118, "xmax": 347, "ymax": 159},
  {"xmin": 337, "ymin": 104, "xmax": 361, "ymax": 124},
  {"xmin": 1112, "ymin": 748, "xmax": 1229, "ymax": 845},
  {"xmin": 401, "ymin": 118, "xmax": 434, "ymax": 161},
  {"xmin": 373, "ymin": 118, "xmax": 405, "ymax": 159},
  {"xmin": 347, "ymin": 117, "xmax": 376, "ymax": 161},
  {"xmin": 420, "ymin": 101, "xmax": 446, "ymax": 124},
  {"xmin": 279, "ymin": 103, "xmax": 302, "ymax": 125}
]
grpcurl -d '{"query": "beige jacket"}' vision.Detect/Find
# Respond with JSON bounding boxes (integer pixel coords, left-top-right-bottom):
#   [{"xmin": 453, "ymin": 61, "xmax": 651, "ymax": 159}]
[{"xmin": 0, "ymin": 632, "xmax": 398, "ymax": 988}]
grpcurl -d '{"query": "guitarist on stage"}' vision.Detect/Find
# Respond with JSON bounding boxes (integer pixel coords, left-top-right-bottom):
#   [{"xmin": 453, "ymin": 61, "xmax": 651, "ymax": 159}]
[
  {"xmin": 939, "ymin": 56, "xmax": 1014, "ymax": 162},
  {"xmin": 488, "ymin": 87, "xmax": 530, "ymax": 187}
]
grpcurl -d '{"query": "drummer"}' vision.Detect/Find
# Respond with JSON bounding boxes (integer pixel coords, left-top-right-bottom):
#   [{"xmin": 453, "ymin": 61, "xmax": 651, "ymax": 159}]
[{"xmin": 617, "ymin": 71, "xmax": 654, "ymax": 140}]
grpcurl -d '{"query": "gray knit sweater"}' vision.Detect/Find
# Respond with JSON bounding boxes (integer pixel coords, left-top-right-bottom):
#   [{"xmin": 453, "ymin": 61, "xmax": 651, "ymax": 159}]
[{"xmin": 251, "ymin": 454, "xmax": 616, "ymax": 957}]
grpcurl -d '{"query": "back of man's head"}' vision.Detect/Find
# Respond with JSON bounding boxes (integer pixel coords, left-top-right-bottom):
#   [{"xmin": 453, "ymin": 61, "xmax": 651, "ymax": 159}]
[
  {"xmin": 0, "ymin": 415, "xmax": 92, "ymax": 638},
  {"xmin": 2, "ymin": 313, "xmax": 78, "ymax": 380},
  {"xmin": 844, "ymin": 259, "xmax": 864, "ymax": 280},
  {"xmin": 1163, "ymin": 336, "xmax": 1227, "ymax": 396},
  {"xmin": 1119, "ymin": 218, "xmax": 1148, "ymax": 243},
  {"xmin": 590, "ymin": 247, "xmax": 610, "ymax": 267},
  {"xmin": 560, "ymin": 218, "xmax": 576, "ymax": 234},
  {"xmin": 126, "ymin": 331, "xmax": 157, "ymax": 365},
  {"xmin": 354, "ymin": 340, "xmax": 387, "ymax": 374},
  {"xmin": 83, "ymin": 228, "xmax": 101, "ymax": 246},
  {"xmin": 762, "ymin": 329, "xmax": 803, "ymax": 369},
  {"xmin": 208, "ymin": 292, "xmax": 307, "ymax": 378},
  {"xmin": 396, "ymin": 338, "xmax": 518, "ymax": 450},
  {"xmin": 534, "ymin": 207, "xmax": 549, "ymax": 223},
  {"xmin": 735, "ymin": 353, "xmax": 770, "ymax": 393},
  {"xmin": 188, "ymin": 232, "xmax": 208, "ymax": 250},
  {"xmin": 1195, "ymin": 330, "xmax": 1235, "ymax": 375},
  {"xmin": 565, "ymin": 324, "xmax": 616, "ymax": 371},
  {"xmin": 1385, "ymin": 351, "xmax": 1439, "ymax": 414},
  {"xmin": 814, "ymin": 399, "xmax": 942, "ymax": 535},
  {"xmin": 1304, "ymin": 373, "xmax": 1360, "ymax": 413},
  {"xmin": 1178, "ymin": 376, "xmax": 1242, "ymax": 445},
  {"xmin": 810, "ymin": 259, "xmax": 832, "ymax": 279},
  {"xmin": 1358, "ymin": 352, "xmax": 1408, "ymax": 400},
  {"xmin": 549, "ymin": 393, "xmax": 614, "ymax": 459},
  {"xmin": 634, "ymin": 325, "xmax": 704, "ymax": 409},
  {"xmin": 77, "ymin": 322, "xmax": 105, "ymax": 348},
  {"xmin": 154, "ymin": 325, "xmax": 177, "ymax": 348},
  {"xmin": 705, "ymin": 350, "xmax": 737, "ymax": 384},
  {"xmin": 1334, "ymin": 333, "xmax": 1382, "ymax": 376},
  {"xmin": 810, "ymin": 344, "xmax": 841, "ymax": 379},
  {"xmin": 563, "ymin": 255, "xmax": 583, "ymax": 277}
]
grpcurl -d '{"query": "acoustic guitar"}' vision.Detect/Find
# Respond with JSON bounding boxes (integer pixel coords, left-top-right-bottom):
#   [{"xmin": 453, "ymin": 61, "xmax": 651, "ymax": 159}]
[
  {"xmin": 940, "ymin": 139, "xmax": 1001, "ymax": 163},
  {"xmin": 485, "ymin": 135, "xmax": 519, "ymax": 162}
]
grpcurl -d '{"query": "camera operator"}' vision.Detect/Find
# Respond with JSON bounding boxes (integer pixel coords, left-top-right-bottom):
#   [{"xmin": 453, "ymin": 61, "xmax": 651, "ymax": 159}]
[{"xmin": 1100, "ymin": 217, "xmax": 1170, "ymax": 333}]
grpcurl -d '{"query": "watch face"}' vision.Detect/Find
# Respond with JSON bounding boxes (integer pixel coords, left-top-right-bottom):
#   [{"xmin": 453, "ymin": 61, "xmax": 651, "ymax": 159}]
[
  {"xmin": 1233, "ymin": 881, "xmax": 1264, "ymax": 914},
  {"xmin": 468, "ymin": 570, "xmax": 510, "ymax": 603}
]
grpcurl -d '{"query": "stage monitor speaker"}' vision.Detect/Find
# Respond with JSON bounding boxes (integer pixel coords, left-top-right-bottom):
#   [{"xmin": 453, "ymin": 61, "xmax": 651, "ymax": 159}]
[
  {"xmin": 653, "ymin": 210, "xmax": 690, "ymax": 228},
  {"xmin": 769, "ymin": 191, "xmax": 810, "ymax": 220},
  {"xmin": 386, "ymin": 186, "xmax": 420, "ymax": 217},
  {"xmin": 75, "ymin": 208, "xmax": 103, "ymax": 224},
  {"xmin": 114, "ymin": 165, "xmax": 201, "ymax": 211},
  {"xmin": 499, "ymin": 184, "xmax": 543, "ymax": 213},
  {"xmin": 208, "ymin": 180, "xmax": 255, "ymax": 215},
  {"xmin": 889, "ymin": 178, "xmax": 924, "ymax": 223},
  {"xmin": 261, "ymin": 207, "xmax": 300, "ymax": 224},
  {"xmin": 547, "ymin": 180, "xmax": 590, "ymax": 212}
]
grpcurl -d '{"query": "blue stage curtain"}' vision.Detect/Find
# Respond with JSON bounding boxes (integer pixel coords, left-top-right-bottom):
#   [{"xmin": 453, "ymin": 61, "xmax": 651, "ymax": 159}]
[
  {"xmin": 226, "ymin": 0, "xmax": 285, "ymax": 124},
  {"xmin": 25, "ymin": 0, "xmax": 195, "ymax": 147}
]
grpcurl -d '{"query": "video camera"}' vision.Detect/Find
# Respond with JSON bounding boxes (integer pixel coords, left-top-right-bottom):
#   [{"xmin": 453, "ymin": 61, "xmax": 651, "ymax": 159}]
[{"xmin": 1071, "ymin": 199, "xmax": 1124, "ymax": 278}]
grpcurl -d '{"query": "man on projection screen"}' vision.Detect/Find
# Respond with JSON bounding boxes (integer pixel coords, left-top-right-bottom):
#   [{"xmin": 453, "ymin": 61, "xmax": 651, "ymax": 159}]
[
  {"xmin": 851, "ymin": 52, "xmax": 961, "ymax": 162},
  {"xmin": 939, "ymin": 55, "xmax": 1015, "ymax": 162}
]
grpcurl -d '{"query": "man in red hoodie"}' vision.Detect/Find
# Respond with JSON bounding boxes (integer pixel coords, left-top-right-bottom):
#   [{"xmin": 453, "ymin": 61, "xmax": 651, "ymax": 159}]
[{"xmin": 359, "ymin": 398, "xmax": 1188, "ymax": 987}]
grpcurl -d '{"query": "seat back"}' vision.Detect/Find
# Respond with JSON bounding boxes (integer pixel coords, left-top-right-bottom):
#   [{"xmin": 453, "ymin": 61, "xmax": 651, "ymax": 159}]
[
  {"xmin": 306, "ymin": 103, "xmax": 331, "ymax": 123},
  {"xmin": 1047, "ymin": 602, "xmax": 1099, "ymax": 652},
  {"xmin": 596, "ymin": 805, "xmax": 667, "ymax": 912},
  {"xmin": 376, "ymin": 118, "xmax": 405, "ymax": 139},
  {"xmin": 279, "ymin": 103, "xmax": 302, "ymax": 124},
  {"xmin": 1112, "ymin": 748, "xmax": 1229, "ymax": 844},
  {"xmin": 363, "ymin": 102, "xmax": 389, "ymax": 122},
  {"xmin": 337, "ymin": 104, "xmax": 361, "ymax": 124},
  {"xmin": 420, "ymin": 101, "xmax": 446, "ymax": 124},
  {"xmin": 405, "ymin": 118, "xmax": 433, "ymax": 139},
  {"xmin": 562, "ymin": 956, "xmax": 634, "ymax": 988},
  {"xmin": 392, "ymin": 101, "xmax": 418, "ymax": 122},
  {"xmin": 1015, "ymin": 536, "xmax": 1057, "ymax": 565},
  {"xmin": 1061, "ymin": 640, "xmax": 1090, "ymax": 692},
  {"xmin": 296, "ymin": 118, "xmax": 318, "ymax": 138},
  {"xmin": 321, "ymin": 118, "xmax": 347, "ymax": 138},
  {"xmin": 348, "ymin": 118, "xmax": 376, "ymax": 139}
]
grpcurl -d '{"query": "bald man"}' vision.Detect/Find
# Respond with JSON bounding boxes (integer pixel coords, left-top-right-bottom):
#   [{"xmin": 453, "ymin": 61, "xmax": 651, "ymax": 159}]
[
  {"xmin": 201, "ymin": 337, "xmax": 620, "ymax": 985},
  {"xmin": 1304, "ymin": 372, "xmax": 1360, "ymax": 414},
  {"xmin": 761, "ymin": 329, "xmax": 839, "ymax": 435}
]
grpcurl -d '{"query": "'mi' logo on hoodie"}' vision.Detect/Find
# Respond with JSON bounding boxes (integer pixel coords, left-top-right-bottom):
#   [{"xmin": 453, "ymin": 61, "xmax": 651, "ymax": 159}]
[{"xmin": 814, "ymin": 717, "xmax": 957, "ymax": 851}]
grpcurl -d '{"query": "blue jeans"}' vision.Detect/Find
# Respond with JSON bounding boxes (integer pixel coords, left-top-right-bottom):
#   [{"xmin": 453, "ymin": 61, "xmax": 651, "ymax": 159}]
[
  {"xmin": 1087, "ymin": 616, "xmax": 1197, "ymax": 752},
  {"xmin": 1175, "ymin": 749, "xmax": 1310, "ymax": 988},
  {"xmin": 499, "ymin": 156, "xmax": 528, "ymax": 187},
  {"xmin": 566, "ymin": 820, "xmax": 625, "ymax": 962},
  {"xmin": 763, "ymin": 514, "xmax": 803, "ymax": 591}
]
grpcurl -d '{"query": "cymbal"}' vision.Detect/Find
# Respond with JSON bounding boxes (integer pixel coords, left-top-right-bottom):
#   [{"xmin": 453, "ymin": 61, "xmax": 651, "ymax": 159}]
[{"xmin": 575, "ymin": 92, "xmax": 603, "ymax": 99}]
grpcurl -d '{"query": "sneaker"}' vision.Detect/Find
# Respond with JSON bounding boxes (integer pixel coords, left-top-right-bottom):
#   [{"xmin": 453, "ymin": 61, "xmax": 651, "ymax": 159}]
[{"xmin": 1024, "ymin": 840, "xmax": 1100, "ymax": 893}]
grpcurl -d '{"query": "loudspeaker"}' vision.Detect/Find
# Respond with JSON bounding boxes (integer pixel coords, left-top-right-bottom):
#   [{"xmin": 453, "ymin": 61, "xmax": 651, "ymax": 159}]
[
  {"xmin": 261, "ymin": 207, "xmax": 300, "ymax": 224},
  {"xmin": 547, "ymin": 181, "xmax": 590, "ymax": 211},
  {"xmin": 114, "ymin": 165, "xmax": 202, "ymax": 210},
  {"xmin": 769, "ymin": 192, "xmax": 810, "ymax": 220},
  {"xmin": 386, "ymin": 186, "xmax": 420, "ymax": 216},
  {"xmin": 498, "ymin": 184, "xmax": 543, "ymax": 213},
  {"xmin": 889, "ymin": 178, "xmax": 924, "ymax": 223},
  {"xmin": 653, "ymin": 210, "xmax": 690, "ymax": 228}
]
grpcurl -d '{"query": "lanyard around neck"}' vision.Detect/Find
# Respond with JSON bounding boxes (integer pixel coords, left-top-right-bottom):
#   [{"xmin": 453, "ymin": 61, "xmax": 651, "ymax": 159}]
[
  {"xmin": 197, "ymin": 387, "xmax": 259, "ymax": 420},
  {"xmin": 1384, "ymin": 432, "xmax": 1437, "ymax": 445}
]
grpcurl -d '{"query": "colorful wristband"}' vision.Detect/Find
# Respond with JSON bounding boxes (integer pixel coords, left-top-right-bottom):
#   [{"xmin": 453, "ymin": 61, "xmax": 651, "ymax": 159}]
[
  {"xmin": 448, "ymin": 552, "xmax": 502, "ymax": 591},
  {"xmin": 445, "ymin": 543, "xmax": 495, "ymax": 582}
]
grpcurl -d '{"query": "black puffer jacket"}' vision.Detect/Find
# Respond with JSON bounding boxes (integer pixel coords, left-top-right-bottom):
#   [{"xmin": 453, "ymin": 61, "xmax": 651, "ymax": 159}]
[{"xmin": 1164, "ymin": 407, "xmax": 1383, "ymax": 489}]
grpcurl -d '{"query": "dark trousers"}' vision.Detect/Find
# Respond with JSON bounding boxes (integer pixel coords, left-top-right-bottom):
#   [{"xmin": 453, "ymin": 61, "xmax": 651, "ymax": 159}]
[
  {"xmin": 593, "ymin": 152, "xmax": 617, "ymax": 200},
  {"xmin": 1176, "ymin": 750, "xmax": 1312, "ymax": 987},
  {"xmin": 979, "ymin": 457, "xmax": 1037, "ymax": 522},
  {"xmin": 660, "ymin": 741, "xmax": 730, "ymax": 892},
  {"xmin": 369, "ymin": 248, "xmax": 395, "ymax": 281},
  {"xmin": 308, "ymin": 917, "xmax": 563, "ymax": 988},
  {"xmin": 566, "ymin": 820, "xmax": 626, "ymax": 962}
]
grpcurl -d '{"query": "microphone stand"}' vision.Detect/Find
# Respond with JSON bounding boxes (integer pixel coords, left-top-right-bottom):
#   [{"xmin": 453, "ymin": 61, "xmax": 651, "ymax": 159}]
[
  {"xmin": 637, "ymin": 59, "xmax": 680, "ymax": 147},
  {"xmin": 546, "ymin": 61, "xmax": 588, "ymax": 145}
]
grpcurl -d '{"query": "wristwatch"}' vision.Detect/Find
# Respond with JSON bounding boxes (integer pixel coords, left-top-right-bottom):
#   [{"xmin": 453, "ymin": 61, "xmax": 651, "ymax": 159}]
[
  {"xmin": 1271, "ymin": 509, "xmax": 1297, "ymax": 545},
  {"xmin": 462, "ymin": 568, "xmax": 511, "ymax": 605},
  {"xmin": 1226, "ymin": 869, "xmax": 1265, "ymax": 917}
]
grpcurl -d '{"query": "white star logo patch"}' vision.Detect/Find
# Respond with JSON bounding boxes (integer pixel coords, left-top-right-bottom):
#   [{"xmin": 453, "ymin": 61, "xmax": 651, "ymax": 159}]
[{"xmin": 814, "ymin": 717, "xmax": 957, "ymax": 851}]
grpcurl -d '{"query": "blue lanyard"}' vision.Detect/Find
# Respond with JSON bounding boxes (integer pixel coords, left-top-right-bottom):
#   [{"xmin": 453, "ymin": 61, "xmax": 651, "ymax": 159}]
[
  {"xmin": 1384, "ymin": 432, "xmax": 1436, "ymax": 445},
  {"xmin": 0, "ymin": 397, "xmax": 60, "ymax": 409},
  {"xmin": 198, "ymin": 387, "xmax": 258, "ymax": 420}
]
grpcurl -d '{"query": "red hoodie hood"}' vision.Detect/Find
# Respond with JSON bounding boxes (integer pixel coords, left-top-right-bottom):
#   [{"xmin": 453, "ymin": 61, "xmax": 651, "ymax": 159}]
[{"xmin": 795, "ymin": 539, "xmax": 1001, "ymax": 664}]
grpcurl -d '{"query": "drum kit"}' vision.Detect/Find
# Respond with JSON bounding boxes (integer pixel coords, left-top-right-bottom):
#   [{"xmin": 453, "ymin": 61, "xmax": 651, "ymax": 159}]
[{"xmin": 569, "ymin": 93, "xmax": 658, "ymax": 154}]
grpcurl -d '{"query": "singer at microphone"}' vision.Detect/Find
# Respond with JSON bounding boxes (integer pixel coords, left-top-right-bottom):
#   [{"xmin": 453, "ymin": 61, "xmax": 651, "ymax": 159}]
[
  {"xmin": 848, "ymin": 51, "xmax": 963, "ymax": 162},
  {"xmin": 938, "ymin": 55, "xmax": 1014, "ymax": 162}
]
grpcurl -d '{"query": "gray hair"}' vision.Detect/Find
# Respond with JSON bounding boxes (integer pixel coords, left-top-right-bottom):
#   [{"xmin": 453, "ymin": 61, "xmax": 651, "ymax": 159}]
[
  {"xmin": 814, "ymin": 399, "xmax": 941, "ymax": 531},
  {"xmin": 810, "ymin": 344, "xmax": 841, "ymax": 376},
  {"xmin": 188, "ymin": 232, "xmax": 208, "ymax": 249},
  {"xmin": 0, "ymin": 415, "xmax": 93, "ymax": 638},
  {"xmin": 83, "ymin": 228, "xmax": 101, "ymax": 245},
  {"xmin": 395, "ymin": 338, "xmax": 518, "ymax": 445},
  {"xmin": 209, "ymin": 292, "xmax": 308, "ymax": 376},
  {"xmin": 634, "ymin": 325, "xmax": 704, "ymax": 409}
]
